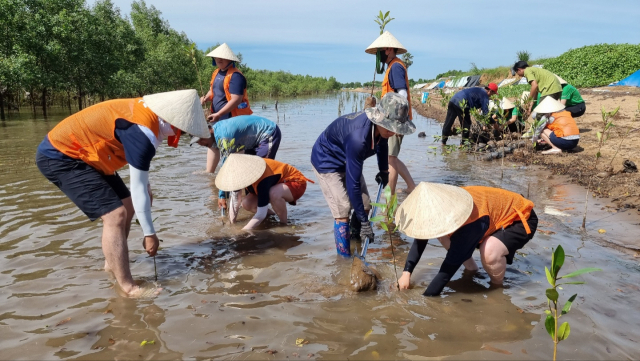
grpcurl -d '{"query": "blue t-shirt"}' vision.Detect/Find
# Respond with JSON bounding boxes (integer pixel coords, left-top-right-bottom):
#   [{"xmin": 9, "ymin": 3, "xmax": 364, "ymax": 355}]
[
  {"xmin": 388, "ymin": 62, "xmax": 407, "ymax": 91},
  {"xmin": 212, "ymin": 115, "xmax": 276, "ymax": 150},
  {"xmin": 310, "ymin": 111, "xmax": 388, "ymax": 223},
  {"xmin": 211, "ymin": 66, "xmax": 247, "ymax": 120},
  {"xmin": 450, "ymin": 87, "xmax": 490, "ymax": 114},
  {"xmin": 37, "ymin": 119, "xmax": 156, "ymax": 171}
]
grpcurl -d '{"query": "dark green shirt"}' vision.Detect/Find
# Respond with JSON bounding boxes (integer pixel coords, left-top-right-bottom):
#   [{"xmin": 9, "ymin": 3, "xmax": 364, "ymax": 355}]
[{"xmin": 561, "ymin": 84, "xmax": 584, "ymax": 106}]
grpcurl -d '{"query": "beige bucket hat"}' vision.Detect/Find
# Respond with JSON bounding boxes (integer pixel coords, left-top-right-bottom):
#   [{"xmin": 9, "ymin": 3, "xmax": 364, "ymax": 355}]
[
  {"xmin": 534, "ymin": 97, "xmax": 566, "ymax": 114},
  {"xmin": 554, "ymin": 74, "xmax": 568, "ymax": 85},
  {"xmin": 395, "ymin": 182, "xmax": 474, "ymax": 239},
  {"xmin": 143, "ymin": 89, "xmax": 210, "ymax": 138},
  {"xmin": 215, "ymin": 154, "xmax": 266, "ymax": 192},
  {"xmin": 500, "ymin": 98, "xmax": 515, "ymax": 110},
  {"xmin": 365, "ymin": 31, "xmax": 407, "ymax": 55},
  {"xmin": 365, "ymin": 92, "xmax": 416, "ymax": 135},
  {"xmin": 206, "ymin": 43, "xmax": 240, "ymax": 62}
]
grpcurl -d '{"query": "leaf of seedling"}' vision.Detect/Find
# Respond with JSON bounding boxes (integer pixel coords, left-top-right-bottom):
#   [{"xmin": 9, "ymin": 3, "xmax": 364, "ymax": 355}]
[
  {"xmin": 557, "ymin": 322, "xmax": 570, "ymax": 341},
  {"xmin": 370, "ymin": 202, "xmax": 386, "ymax": 208},
  {"xmin": 552, "ymin": 245, "xmax": 565, "ymax": 279},
  {"xmin": 545, "ymin": 315, "xmax": 555, "ymax": 339},
  {"xmin": 559, "ymin": 281, "xmax": 585, "ymax": 285},
  {"xmin": 561, "ymin": 294, "xmax": 577, "ymax": 315},
  {"xmin": 380, "ymin": 222, "xmax": 389, "ymax": 232},
  {"xmin": 140, "ymin": 339, "xmax": 155, "ymax": 346},
  {"xmin": 369, "ymin": 216, "xmax": 384, "ymax": 222},
  {"xmin": 546, "ymin": 288, "xmax": 559, "ymax": 302},
  {"xmin": 545, "ymin": 267, "xmax": 554, "ymax": 287},
  {"xmin": 560, "ymin": 268, "xmax": 602, "ymax": 279}
]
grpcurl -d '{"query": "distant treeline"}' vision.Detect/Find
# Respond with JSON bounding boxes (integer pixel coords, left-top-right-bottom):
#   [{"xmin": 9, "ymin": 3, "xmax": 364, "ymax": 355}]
[{"xmin": 0, "ymin": 0, "xmax": 341, "ymax": 119}]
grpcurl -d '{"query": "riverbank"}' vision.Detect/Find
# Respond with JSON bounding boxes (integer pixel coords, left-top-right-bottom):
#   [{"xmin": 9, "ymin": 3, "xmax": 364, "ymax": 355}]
[{"xmin": 411, "ymin": 86, "xmax": 640, "ymax": 211}]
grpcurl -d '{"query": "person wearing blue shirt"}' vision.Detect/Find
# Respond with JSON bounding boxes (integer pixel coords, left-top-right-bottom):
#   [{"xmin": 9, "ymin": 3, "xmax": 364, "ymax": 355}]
[
  {"xmin": 191, "ymin": 115, "xmax": 281, "ymax": 211},
  {"xmin": 311, "ymin": 93, "xmax": 415, "ymax": 257},
  {"xmin": 441, "ymin": 84, "xmax": 497, "ymax": 145}
]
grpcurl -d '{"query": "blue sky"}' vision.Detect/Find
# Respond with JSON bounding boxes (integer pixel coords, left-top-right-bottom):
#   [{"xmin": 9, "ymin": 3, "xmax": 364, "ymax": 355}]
[{"xmin": 100, "ymin": 0, "xmax": 640, "ymax": 83}]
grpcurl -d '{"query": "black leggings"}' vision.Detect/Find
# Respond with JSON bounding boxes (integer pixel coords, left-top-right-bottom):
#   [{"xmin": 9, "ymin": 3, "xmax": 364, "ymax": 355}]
[
  {"xmin": 565, "ymin": 102, "xmax": 586, "ymax": 118},
  {"xmin": 442, "ymin": 102, "xmax": 471, "ymax": 144}
]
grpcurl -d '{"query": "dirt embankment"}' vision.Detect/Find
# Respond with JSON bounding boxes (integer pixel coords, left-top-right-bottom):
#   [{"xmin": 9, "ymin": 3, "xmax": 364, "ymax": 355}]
[{"xmin": 411, "ymin": 87, "xmax": 640, "ymax": 211}]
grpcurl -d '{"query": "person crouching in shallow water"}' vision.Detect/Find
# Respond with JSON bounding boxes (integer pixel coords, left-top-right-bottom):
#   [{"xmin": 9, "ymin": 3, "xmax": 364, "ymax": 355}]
[
  {"xmin": 532, "ymin": 97, "xmax": 580, "ymax": 155},
  {"xmin": 214, "ymin": 154, "xmax": 312, "ymax": 230},
  {"xmin": 311, "ymin": 92, "xmax": 416, "ymax": 257},
  {"xmin": 395, "ymin": 182, "xmax": 538, "ymax": 296},
  {"xmin": 35, "ymin": 90, "xmax": 210, "ymax": 298}
]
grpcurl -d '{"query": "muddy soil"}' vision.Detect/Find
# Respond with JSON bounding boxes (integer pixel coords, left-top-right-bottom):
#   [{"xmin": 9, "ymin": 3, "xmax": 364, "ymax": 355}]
[{"xmin": 412, "ymin": 86, "xmax": 640, "ymax": 211}]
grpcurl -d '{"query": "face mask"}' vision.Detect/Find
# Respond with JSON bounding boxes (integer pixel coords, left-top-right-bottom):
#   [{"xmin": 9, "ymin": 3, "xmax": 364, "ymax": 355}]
[{"xmin": 379, "ymin": 50, "xmax": 388, "ymax": 64}]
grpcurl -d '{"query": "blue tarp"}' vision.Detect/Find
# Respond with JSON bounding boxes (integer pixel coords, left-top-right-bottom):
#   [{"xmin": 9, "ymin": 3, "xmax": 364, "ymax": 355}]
[
  {"xmin": 435, "ymin": 81, "xmax": 445, "ymax": 88},
  {"xmin": 611, "ymin": 69, "xmax": 640, "ymax": 87}
]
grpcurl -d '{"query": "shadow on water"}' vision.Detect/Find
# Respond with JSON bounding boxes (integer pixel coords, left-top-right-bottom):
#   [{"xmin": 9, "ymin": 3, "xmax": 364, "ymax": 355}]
[{"xmin": 1, "ymin": 94, "xmax": 640, "ymax": 360}]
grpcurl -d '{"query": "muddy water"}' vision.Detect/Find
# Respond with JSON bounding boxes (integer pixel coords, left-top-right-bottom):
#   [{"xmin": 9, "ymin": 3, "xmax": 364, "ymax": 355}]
[{"xmin": 1, "ymin": 93, "xmax": 639, "ymax": 360}]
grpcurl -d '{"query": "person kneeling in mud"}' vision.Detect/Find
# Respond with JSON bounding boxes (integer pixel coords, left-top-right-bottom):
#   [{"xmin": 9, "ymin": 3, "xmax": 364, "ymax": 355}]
[
  {"xmin": 215, "ymin": 154, "xmax": 312, "ymax": 230},
  {"xmin": 491, "ymin": 99, "xmax": 525, "ymax": 134},
  {"xmin": 531, "ymin": 97, "xmax": 580, "ymax": 155},
  {"xmin": 395, "ymin": 182, "xmax": 538, "ymax": 296}
]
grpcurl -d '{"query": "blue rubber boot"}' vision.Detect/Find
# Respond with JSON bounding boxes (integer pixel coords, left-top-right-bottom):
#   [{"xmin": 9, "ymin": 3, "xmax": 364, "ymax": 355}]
[{"xmin": 334, "ymin": 221, "xmax": 351, "ymax": 257}]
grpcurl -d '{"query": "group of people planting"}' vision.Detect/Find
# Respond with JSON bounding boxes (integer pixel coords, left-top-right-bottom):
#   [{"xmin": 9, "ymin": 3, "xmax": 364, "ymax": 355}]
[
  {"xmin": 441, "ymin": 60, "xmax": 585, "ymax": 156},
  {"xmin": 36, "ymin": 33, "xmax": 543, "ymax": 299}
]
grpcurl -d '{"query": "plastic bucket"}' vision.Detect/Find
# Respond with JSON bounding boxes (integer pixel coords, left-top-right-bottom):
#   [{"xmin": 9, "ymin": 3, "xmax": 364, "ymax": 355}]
[{"xmin": 421, "ymin": 92, "xmax": 429, "ymax": 103}]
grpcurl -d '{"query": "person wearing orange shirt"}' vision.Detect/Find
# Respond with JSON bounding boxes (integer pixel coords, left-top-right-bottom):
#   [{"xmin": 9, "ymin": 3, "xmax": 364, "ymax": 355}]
[
  {"xmin": 532, "ymin": 97, "xmax": 580, "ymax": 155},
  {"xmin": 215, "ymin": 154, "xmax": 312, "ymax": 230},
  {"xmin": 395, "ymin": 183, "xmax": 538, "ymax": 296},
  {"xmin": 35, "ymin": 90, "xmax": 210, "ymax": 297}
]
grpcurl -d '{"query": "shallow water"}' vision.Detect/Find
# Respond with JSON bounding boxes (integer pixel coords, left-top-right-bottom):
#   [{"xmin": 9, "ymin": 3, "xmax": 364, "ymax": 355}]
[{"xmin": 1, "ymin": 93, "xmax": 639, "ymax": 360}]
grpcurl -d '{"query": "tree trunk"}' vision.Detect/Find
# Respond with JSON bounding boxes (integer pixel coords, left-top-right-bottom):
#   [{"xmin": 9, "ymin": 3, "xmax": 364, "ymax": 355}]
[
  {"xmin": 30, "ymin": 89, "xmax": 36, "ymax": 114},
  {"xmin": 0, "ymin": 91, "xmax": 5, "ymax": 120},
  {"xmin": 77, "ymin": 89, "xmax": 83, "ymax": 111},
  {"xmin": 41, "ymin": 87, "xmax": 47, "ymax": 117},
  {"xmin": 67, "ymin": 91, "xmax": 72, "ymax": 114}
]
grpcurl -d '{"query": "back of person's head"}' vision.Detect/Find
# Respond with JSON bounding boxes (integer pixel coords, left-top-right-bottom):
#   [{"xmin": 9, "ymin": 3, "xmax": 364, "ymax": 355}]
[{"xmin": 513, "ymin": 60, "xmax": 529, "ymax": 71}]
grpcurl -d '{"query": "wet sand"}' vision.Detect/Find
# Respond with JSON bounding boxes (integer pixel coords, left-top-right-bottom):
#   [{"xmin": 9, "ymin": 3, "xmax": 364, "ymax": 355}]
[{"xmin": 1, "ymin": 93, "xmax": 639, "ymax": 360}]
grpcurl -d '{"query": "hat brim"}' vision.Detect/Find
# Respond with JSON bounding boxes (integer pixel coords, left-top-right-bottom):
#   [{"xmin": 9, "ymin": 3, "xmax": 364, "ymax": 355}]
[
  {"xmin": 215, "ymin": 154, "xmax": 267, "ymax": 192},
  {"xmin": 365, "ymin": 107, "xmax": 416, "ymax": 135}
]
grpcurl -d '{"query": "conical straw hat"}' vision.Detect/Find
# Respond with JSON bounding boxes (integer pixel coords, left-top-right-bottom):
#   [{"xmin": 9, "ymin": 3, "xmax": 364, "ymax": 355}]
[
  {"xmin": 215, "ymin": 154, "xmax": 267, "ymax": 192},
  {"xmin": 206, "ymin": 43, "xmax": 240, "ymax": 62},
  {"xmin": 395, "ymin": 182, "xmax": 474, "ymax": 239},
  {"xmin": 554, "ymin": 74, "xmax": 568, "ymax": 85},
  {"xmin": 533, "ymin": 96, "xmax": 565, "ymax": 114},
  {"xmin": 365, "ymin": 31, "xmax": 407, "ymax": 55},
  {"xmin": 143, "ymin": 89, "xmax": 210, "ymax": 138},
  {"xmin": 500, "ymin": 98, "xmax": 515, "ymax": 110}
]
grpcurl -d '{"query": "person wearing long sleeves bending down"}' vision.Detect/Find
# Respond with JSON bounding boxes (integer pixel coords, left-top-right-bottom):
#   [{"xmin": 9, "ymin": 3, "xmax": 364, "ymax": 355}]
[
  {"xmin": 395, "ymin": 182, "xmax": 538, "ymax": 296},
  {"xmin": 311, "ymin": 93, "xmax": 416, "ymax": 257},
  {"xmin": 214, "ymin": 154, "xmax": 312, "ymax": 230}
]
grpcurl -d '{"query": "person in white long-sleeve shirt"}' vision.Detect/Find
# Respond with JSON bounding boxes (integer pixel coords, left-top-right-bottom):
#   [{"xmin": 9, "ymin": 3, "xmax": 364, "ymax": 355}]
[{"xmin": 35, "ymin": 90, "xmax": 209, "ymax": 298}]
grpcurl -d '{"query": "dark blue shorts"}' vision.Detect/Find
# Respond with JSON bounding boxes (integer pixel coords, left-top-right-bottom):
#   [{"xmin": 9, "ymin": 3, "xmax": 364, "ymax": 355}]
[
  {"xmin": 36, "ymin": 151, "xmax": 131, "ymax": 221},
  {"xmin": 246, "ymin": 125, "xmax": 281, "ymax": 159},
  {"xmin": 549, "ymin": 132, "xmax": 579, "ymax": 150}
]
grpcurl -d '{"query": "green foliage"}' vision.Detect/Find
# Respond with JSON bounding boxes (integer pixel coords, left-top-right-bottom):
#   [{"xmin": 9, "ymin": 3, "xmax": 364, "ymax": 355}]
[
  {"xmin": 374, "ymin": 11, "xmax": 394, "ymax": 35},
  {"xmin": 544, "ymin": 245, "xmax": 601, "ymax": 360},
  {"xmin": 435, "ymin": 69, "xmax": 464, "ymax": 79},
  {"xmin": 468, "ymin": 62, "xmax": 483, "ymax": 76},
  {"xmin": 497, "ymin": 83, "xmax": 531, "ymax": 98},
  {"xmin": 545, "ymin": 43, "xmax": 640, "ymax": 88},
  {"xmin": 369, "ymin": 185, "xmax": 400, "ymax": 288},
  {"xmin": 401, "ymin": 52, "xmax": 413, "ymax": 69},
  {"xmin": 516, "ymin": 50, "xmax": 531, "ymax": 62}
]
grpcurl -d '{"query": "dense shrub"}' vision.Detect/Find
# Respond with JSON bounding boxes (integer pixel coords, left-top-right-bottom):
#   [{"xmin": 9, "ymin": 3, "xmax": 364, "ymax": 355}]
[
  {"xmin": 498, "ymin": 83, "xmax": 530, "ymax": 99},
  {"xmin": 545, "ymin": 44, "xmax": 640, "ymax": 87}
]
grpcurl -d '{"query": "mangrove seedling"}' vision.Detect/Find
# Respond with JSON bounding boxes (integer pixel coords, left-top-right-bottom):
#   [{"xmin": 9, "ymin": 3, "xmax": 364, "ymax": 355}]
[
  {"xmin": 581, "ymin": 106, "xmax": 619, "ymax": 229},
  {"xmin": 368, "ymin": 11, "xmax": 395, "ymax": 99},
  {"xmin": 369, "ymin": 185, "xmax": 400, "ymax": 290},
  {"xmin": 544, "ymin": 245, "xmax": 601, "ymax": 361}
]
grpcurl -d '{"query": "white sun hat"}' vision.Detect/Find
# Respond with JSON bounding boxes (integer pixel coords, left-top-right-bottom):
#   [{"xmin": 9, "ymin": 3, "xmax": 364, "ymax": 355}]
[
  {"xmin": 365, "ymin": 31, "xmax": 407, "ymax": 55},
  {"xmin": 533, "ymin": 96, "xmax": 566, "ymax": 114},
  {"xmin": 206, "ymin": 43, "xmax": 240, "ymax": 62},
  {"xmin": 215, "ymin": 154, "xmax": 267, "ymax": 192},
  {"xmin": 554, "ymin": 74, "xmax": 568, "ymax": 85},
  {"xmin": 395, "ymin": 182, "xmax": 474, "ymax": 239},
  {"xmin": 500, "ymin": 98, "xmax": 515, "ymax": 110},
  {"xmin": 143, "ymin": 89, "xmax": 210, "ymax": 138}
]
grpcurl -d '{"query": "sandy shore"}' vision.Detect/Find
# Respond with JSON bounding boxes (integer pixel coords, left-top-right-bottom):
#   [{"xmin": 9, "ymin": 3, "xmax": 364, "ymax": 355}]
[{"xmin": 410, "ymin": 86, "xmax": 640, "ymax": 211}]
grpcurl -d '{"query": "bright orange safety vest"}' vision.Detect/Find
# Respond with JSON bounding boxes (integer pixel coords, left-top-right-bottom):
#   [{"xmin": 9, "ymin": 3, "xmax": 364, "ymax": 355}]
[
  {"xmin": 210, "ymin": 67, "xmax": 253, "ymax": 116},
  {"xmin": 381, "ymin": 57, "xmax": 413, "ymax": 120},
  {"xmin": 249, "ymin": 159, "xmax": 313, "ymax": 194},
  {"xmin": 48, "ymin": 98, "xmax": 159, "ymax": 175},
  {"xmin": 547, "ymin": 110, "xmax": 579, "ymax": 138},
  {"xmin": 462, "ymin": 186, "xmax": 534, "ymax": 240}
]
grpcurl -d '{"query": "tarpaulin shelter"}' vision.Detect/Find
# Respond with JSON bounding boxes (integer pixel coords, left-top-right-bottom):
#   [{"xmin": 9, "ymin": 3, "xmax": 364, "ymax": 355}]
[
  {"xmin": 610, "ymin": 69, "xmax": 640, "ymax": 87},
  {"xmin": 498, "ymin": 78, "xmax": 517, "ymax": 87},
  {"xmin": 465, "ymin": 75, "xmax": 481, "ymax": 87}
]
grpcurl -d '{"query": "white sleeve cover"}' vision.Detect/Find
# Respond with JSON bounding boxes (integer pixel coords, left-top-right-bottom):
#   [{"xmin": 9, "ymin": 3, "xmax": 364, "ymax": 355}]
[
  {"xmin": 397, "ymin": 89, "xmax": 408, "ymax": 99},
  {"xmin": 243, "ymin": 205, "xmax": 269, "ymax": 230},
  {"xmin": 129, "ymin": 165, "xmax": 156, "ymax": 236}
]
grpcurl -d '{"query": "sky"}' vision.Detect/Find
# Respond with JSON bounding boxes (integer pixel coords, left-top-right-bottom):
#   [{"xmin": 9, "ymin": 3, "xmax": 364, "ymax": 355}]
[{"xmin": 98, "ymin": 0, "xmax": 640, "ymax": 83}]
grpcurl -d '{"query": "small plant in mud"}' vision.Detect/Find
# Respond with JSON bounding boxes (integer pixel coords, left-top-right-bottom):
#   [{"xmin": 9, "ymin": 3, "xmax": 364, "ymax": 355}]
[
  {"xmin": 369, "ymin": 185, "xmax": 400, "ymax": 290},
  {"xmin": 581, "ymin": 106, "xmax": 619, "ymax": 229},
  {"xmin": 544, "ymin": 245, "xmax": 601, "ymax": 361},
  {"xmin": 437, "ymin": 88, "xmax": 453, "ymax": 108}
]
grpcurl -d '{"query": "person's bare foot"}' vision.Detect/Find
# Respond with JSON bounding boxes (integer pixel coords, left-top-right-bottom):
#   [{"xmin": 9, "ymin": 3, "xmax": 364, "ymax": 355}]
[{"xmin": 121, "ymin": 281, "xmax": 163, "ymax": 299}]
